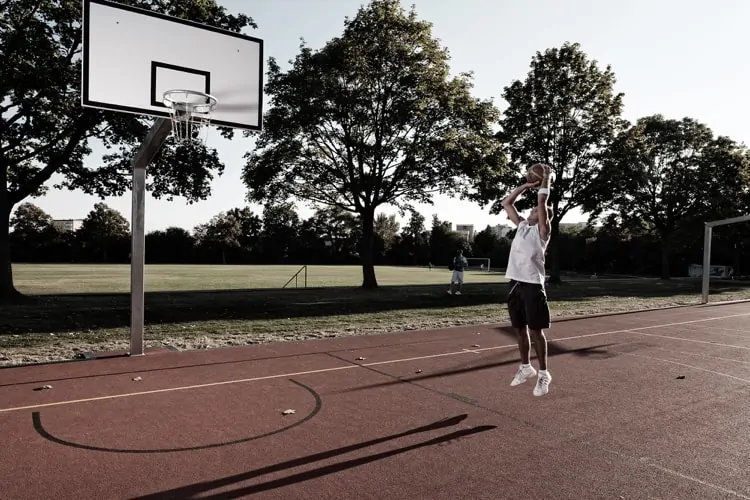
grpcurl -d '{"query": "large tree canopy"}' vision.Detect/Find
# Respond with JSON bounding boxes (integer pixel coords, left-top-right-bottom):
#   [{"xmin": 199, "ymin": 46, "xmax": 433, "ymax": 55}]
[
  {"xmin": 585, "ymin": 114, "xmax": 750, "ymax": 278},
  {"xmin": 494, "ymin": 42, "xmax": 626, "ymax": 281},
  {"xmin": 242, "ymin": 0, "xmax": 506, "ymax": 288},
  {"xmin": 0, "ymin": 0, "xmax": 256, "ymax": 301}
]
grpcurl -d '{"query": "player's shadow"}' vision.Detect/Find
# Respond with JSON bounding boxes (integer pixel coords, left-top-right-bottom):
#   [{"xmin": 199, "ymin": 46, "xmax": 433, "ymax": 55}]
[
  {"xmin": 339, "ymin": 338, "xmax": 619, "ymax": 394},
  {"xmin": 132, "ymin": 414, "xmax": 496, "ymax": 499},
  {"xmin": 2, "ymin": 278, "xmax": 738, "ymax": 336}
]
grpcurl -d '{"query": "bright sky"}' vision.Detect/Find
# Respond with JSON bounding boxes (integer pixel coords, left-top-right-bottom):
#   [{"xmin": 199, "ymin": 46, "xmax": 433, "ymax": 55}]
[{"xmin": 26, "ymin": 0, "xmax": 750, "ymax": 233}]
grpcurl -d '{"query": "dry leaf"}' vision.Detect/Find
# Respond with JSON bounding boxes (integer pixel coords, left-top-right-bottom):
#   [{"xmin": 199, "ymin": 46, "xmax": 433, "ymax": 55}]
[
  {"xmin": 356, "ymin": 356, "xmax": 366, "ymax": 361},
  {"xmin": 132, "ymin": 376, "xmax": 143, "ymax": 381},
  {"xmin": 282, "ymin": 409, "xmax": 296, "ymax": 415},
  {"xmin": 471, "ymin": 344, "xmax": 480, "ymax": 348},
  {"xmin": 416, "ymin": 369, "xmax": 423, "ymax": 374}
]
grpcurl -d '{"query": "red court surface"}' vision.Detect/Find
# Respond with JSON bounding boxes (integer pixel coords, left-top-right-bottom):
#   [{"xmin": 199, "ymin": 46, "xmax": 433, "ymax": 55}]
[{"xmin": 1, "ymin": 301, "xmax": 749, "ymax": 499}]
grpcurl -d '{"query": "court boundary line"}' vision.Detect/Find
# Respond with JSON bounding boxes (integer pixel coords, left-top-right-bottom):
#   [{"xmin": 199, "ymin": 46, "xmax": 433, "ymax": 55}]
[
  {"xmin": 1, "ymin": 311, "xmax": 749, "ymax": 414},
  {"xmin": 645, "ymin": 346, "xmax": 750, "ymax": 366},
  {"xmin": 628, "ymin": 331, "xmax": 750, "ymax": 350},
  {"xmin": 619, "ymin": 352, "xmax": 750, "ymax": 384}
]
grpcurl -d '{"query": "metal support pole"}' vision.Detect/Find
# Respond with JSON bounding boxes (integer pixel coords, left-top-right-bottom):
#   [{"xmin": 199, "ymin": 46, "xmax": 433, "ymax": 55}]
[
  {"xmin": 129, "ymin": 118, "xmax": 172, "ymax": 356},
  {"xmin": 130, "ymin": 166, "xmax": 147, "ymax": 355},
  {"xmin": 701, "ymin": 224, "xmax": 712, "ymax": 305}
]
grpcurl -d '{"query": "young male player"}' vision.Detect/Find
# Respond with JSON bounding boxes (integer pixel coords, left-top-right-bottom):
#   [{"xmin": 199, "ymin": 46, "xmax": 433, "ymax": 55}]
[
  {"xmin": 501, "ymin": 164, "xmax": 554, "ymax": 396},
  {"xmin": 448, "ymin": 249, "xmax": 468, "ymax": 295}
]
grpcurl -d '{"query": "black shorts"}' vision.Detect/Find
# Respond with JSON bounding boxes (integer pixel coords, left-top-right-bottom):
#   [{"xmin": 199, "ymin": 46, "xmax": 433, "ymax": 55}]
[{"xmin": 507, "ymin": 279, "xmax": 550, "ymax": 330}]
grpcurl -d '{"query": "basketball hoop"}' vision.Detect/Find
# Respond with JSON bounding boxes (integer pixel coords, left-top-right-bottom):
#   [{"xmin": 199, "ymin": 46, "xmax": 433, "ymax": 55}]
[{"xmin": 162, "ymin": 89, "xmax": 217, "ymax": 146}]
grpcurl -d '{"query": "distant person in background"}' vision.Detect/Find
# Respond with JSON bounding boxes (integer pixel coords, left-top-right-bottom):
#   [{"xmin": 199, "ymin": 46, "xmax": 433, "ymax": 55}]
[{"xmin": 448, "ymin": 249, "xmax": 468, "ymax": 295}]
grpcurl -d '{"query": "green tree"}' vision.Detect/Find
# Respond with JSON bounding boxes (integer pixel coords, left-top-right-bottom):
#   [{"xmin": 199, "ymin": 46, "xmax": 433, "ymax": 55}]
[
  {"xmin": 77, "ymin": 202, "xmax": 129, "ymax": 262},
  {"xmin": 9, "ymin": 203, "xmax": 54, "ymax": 238},
  {"xmin": 0, "ymin": 0, "xmax": 256, "ymax": 300},
  {"xmin": 373, "ymin": 213, "xmax": 400, "ymax": 259},
  {"xmin": 400, "ymin": 211, "xmax": 429, "ymax": 265},
  {"xmin": 145, "ymin": 227, "xmax": 195, "ymax": 263},
  {"xmin": 586, "ymin": 114, "xmax": 750, "ymax": 278},
  {"xmin": 226, "ymin": 206, "xmax": 263, "ymax": 257},
  {"xmin": 310, "ymin": 206, "xmax": 360, "ymax": 261},
  {"xmin": 9, "ymin": 203, "xmax": 60, "ymax": 261},
  {"xmin": 472, "ymin": 225, "xmax": 500, "ymax": 258},
  {"xmin": 429, "ymin": 215, "xmax": 466, "ymax": 265},
  {"xmin": 193, "ymin": 211, "xmax": 244, "ymax": 264},
  {"xmin": 242, "ymin": 0, "xmax": 506, "ymax": 288},
  {"xmin": 494, "ymin": 42, "xmax": 626, "ymax": 282},
  {"xmin": 260, "ymin": 202, "xmax": 300, "ymax": 263}
]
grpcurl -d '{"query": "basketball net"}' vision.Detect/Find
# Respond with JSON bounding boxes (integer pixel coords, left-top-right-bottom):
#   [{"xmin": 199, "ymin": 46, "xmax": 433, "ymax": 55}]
[{"xmin": 162, "ymin": 90, "xmax": 217, "ymax": 147}]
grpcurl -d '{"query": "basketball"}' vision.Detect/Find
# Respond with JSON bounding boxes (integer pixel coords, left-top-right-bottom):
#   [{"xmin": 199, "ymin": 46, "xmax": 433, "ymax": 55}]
[{"xmin": 526, "ymin": 164, "xmax": 546, "ymax": 184}]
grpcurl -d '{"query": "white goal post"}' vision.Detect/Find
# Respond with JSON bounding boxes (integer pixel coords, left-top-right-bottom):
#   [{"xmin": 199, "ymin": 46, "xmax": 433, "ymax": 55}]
[
  {"xmin": 466, "ymin": 257, "xmax": 491, "ymax": 272},
  {"xmin": 701, "ymin": 213, "xmax": 750, "ymax": 304}
]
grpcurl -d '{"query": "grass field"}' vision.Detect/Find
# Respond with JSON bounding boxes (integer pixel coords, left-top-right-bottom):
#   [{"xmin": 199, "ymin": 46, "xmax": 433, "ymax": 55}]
[
  {"xmin": 2, "ymin": 263, "xmax": 749, "ymax": 367},
  {"xmin": 11, "ymin": 264, "xmax": 508, "ymax": 294}
]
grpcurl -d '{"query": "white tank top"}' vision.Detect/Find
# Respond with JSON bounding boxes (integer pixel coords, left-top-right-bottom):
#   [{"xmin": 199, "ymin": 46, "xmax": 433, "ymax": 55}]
[{"xmin": 505, "ymin": 220, "xmax": 548, "ymax": 285}]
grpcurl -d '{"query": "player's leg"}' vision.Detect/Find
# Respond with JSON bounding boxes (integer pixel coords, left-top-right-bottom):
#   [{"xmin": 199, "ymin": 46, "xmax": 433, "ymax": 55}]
[
  {"xmin": 448, "ymin": 270, "xmax": 457, "ymax": 294},
  {"xmin": 529, "ymin": 328, "xmax": 548, "ymax": 370},
  {"xmin": 526, "ymin": 284, "xmax": 552, "ymax": 396},
  {"xmin": 507, "ymin": 281, "xmax": 536, "ymax": 386},
  {"xmin": 455, "ymin": 271, "xmax": 464, "ymax": 294}
]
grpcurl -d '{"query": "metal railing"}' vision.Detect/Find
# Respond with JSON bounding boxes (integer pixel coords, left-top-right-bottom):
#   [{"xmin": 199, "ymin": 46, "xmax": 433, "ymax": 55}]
[{"xmin": 282, "ymin": 265, "xmax": 308, "ymax": 289}]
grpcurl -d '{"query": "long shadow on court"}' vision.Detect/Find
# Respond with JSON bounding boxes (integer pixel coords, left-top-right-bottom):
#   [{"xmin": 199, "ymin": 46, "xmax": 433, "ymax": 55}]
[
  {"xmin": 1, "ymin": 280, "xmax": 747, "ymax": 336},
  {"xmin": 133, "ymin": 414, "xmax": 495, "ymax": 499},
  {"xmin": 337, "ymin": 337, "xmax": 620, "ymax": 394}
]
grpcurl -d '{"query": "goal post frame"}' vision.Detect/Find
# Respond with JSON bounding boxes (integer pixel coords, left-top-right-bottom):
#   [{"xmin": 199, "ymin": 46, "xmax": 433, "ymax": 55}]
[
  {"xmin": 465, "ymin": 257, "xmax": 491, "ymax": 272},
  {"xmin": 701, "ymin": 213, "xmax": 750, "ymax": 304}
]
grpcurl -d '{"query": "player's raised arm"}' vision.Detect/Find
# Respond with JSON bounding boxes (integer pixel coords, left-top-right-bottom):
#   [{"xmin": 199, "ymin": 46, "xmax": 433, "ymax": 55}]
[
  {"xmin": 535, "ymin": 164, "xmax": 552, "ymax": 240},
  {"xmin": 501, "ymin": 181, "xmax": 539, "ymax": 226}
]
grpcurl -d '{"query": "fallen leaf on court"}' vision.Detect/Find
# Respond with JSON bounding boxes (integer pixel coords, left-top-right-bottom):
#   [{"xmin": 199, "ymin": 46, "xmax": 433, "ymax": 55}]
[
  {"xmin": 34, "ymin": 385, "xmax": 53, "ymax": 391},
  {"xmin": 282, "ymin": 409, "xmax": 296, "ymax": 415},
  {"xmin": 132, "ymin": 377, "xmax": 143, "ymax": 381},
  {"xmin": 356, "ymin": 356, "xmax": 365, "ymax": 360},
  {"xmin": 471, "ymin": 344, "xmax": 480, "ymax": 348},
  {"xmin": 416, "ymin": 369, "xmax": 423, "ymax": 374},
  {"xmin": 676, "ymin": 375, "xmax": 685, "ymax": 380}
]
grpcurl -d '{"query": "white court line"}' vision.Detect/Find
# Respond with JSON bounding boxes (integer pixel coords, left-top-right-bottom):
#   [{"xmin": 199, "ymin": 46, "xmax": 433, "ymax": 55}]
[
  {"xmin": 640, "ymin": 459, "xmax": 750, "ymax": 500},
  {"xmin": 647, "ymin": 346, "xmax": 750, "ymax": 366},
  {"xmin": 628, "ymin": 331, "xmax": 750, "ymax": 350},
  {"xmin": 594, "ymin": 444, "xmax": 750, "ymax": 499},
  {"xmin": 682, "ymin": 324, "xmax": 750, "ymax": 337},
  {"xmin": 620, "ymin": 352, "xmax": 750, "ymax": 384},
  {"xmin": 1, "ymin": 311, "xmax": 750, "ymax": 414}
]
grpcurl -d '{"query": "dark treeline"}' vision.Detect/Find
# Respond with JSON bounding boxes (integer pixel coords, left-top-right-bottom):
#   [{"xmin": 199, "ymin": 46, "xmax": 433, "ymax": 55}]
[{"xmin": 10, "ymin": 201, "xmax": 749, "ymax": 277}]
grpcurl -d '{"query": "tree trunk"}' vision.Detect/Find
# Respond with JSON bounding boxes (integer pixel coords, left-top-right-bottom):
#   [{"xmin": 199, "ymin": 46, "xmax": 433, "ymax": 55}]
[
  {"xmin": 359, "ymin": 209, "xmax": 378, "ymax": 289},
  {"xmin": 547, "ymin": 218, "xmax": 562, "ymax": 283},
  {"xmin": 660, "ymin": 239, "xmax": 671, "ymax": 279},
  {"xmin": 0, "ymin": 177, "xmax": 20, "ymax": 302}
]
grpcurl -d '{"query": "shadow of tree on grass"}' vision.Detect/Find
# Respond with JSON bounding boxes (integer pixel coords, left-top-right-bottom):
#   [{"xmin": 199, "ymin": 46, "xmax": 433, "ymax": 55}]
[{"xmin": 1, "ymin": 279, "xmax": 747, "ymax": 336}]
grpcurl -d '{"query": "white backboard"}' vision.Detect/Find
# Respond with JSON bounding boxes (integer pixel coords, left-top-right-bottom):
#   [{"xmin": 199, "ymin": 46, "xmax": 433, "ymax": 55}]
[{"xmin": 82, "ymin": 0, "xmax": 263, "ymax": 131}]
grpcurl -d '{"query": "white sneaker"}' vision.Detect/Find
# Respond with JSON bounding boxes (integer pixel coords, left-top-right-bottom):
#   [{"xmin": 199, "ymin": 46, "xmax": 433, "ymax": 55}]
[
  {"xmin": 454, "ymin": 291, "xmax": 462, "ymax": 295},
  {"xmin": 447, "ymin": 290, "xmax": 453, "ymax": 295},
  {"xmin": 510, "ymin": 364, "xmax": 537, "ymax": 386},
  {"xmin": 533, "ymin": 371, "xmax": 552, "ymax": 396}
]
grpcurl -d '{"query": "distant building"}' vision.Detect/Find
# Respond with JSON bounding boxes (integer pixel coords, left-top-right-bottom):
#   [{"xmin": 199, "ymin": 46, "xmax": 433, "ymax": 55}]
[
  {"xmin": 52, "ymin": 219, "xmax": 84, "ymax": 232},
  {"xmin": 491, "ymin": 224, "xmax": 512, "ymax": 238},
  {"xmin": 455, "ymin": 224, "xmax": 475, "ymax": 241},
  {"xmin": 559, "ymin": 222, "xmax": 588, "ymax": 232}
]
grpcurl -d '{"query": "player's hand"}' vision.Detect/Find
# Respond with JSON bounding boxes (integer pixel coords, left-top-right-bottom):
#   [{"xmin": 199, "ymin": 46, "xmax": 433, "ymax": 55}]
[
  {"xmin": 522, "ymin": 180, "xmax": 541, "ymax": 191},
  {"xmin": 541, "ymin": 165, "xmax": 552, "ymax": 177}
]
